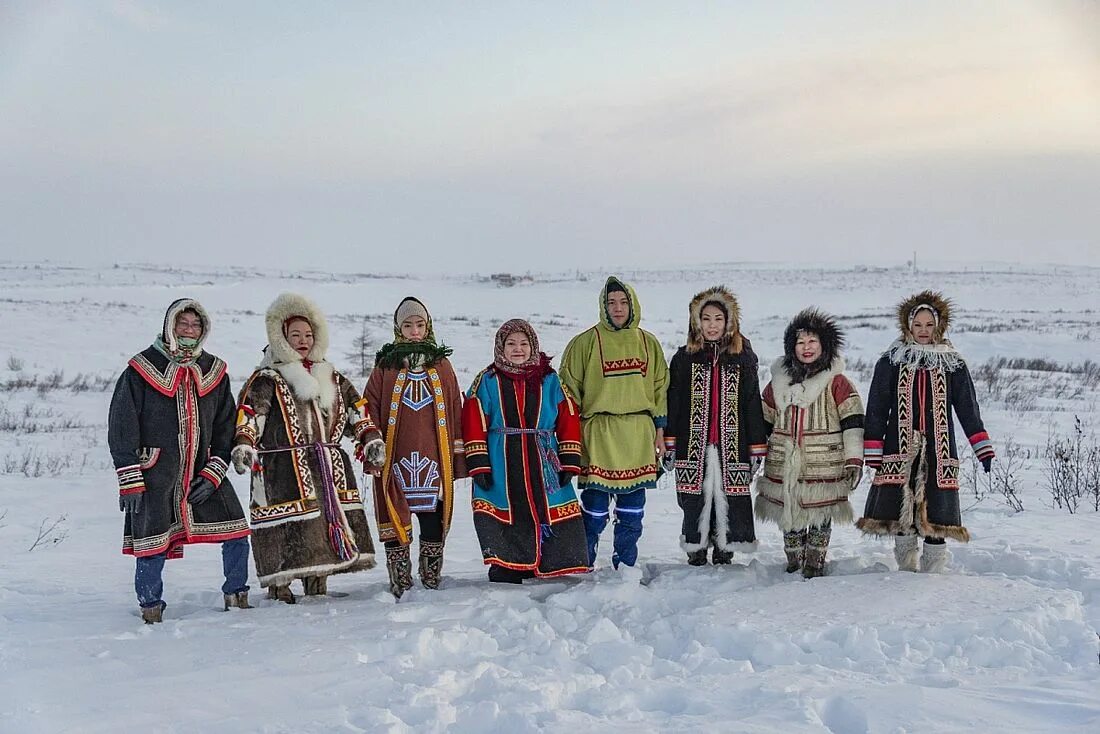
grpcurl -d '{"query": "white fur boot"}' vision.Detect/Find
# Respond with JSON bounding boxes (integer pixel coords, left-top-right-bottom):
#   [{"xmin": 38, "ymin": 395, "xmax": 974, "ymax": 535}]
[
  {"xmin": 893, "ymin": 534, "xmax": 919, "ymax": 572},
  {"xmin": 920, "ymin": 542, "xmax": 949, "ymax": 573}
]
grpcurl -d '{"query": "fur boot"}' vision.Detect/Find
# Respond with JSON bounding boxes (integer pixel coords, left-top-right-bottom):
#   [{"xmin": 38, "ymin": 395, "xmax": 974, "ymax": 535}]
[
  {"xmin": 419, "ymin": 540, "xmax": 445, "ymax": 590},
  {"xmin": 783, "ymin": 529, "xmax": 807, "ymax": 573},
  {"xmin": 920, "ymin": 541, "xmax": 949, "ymax": 573},
  {"xmin": 686, "ymin": 548, "xmax": 709, "ymax": 566},
  {"xmin": 302, "ymin": 576, "xmax": 328, "ymax": 596},
  {"xmin": 711, "ymin": 546, "xmax": 733, "ymax": 565},
  {"xmin": 141, "ymin": 604, "xmax": 164, "ymax": 624},
  {"xmin": 386, "ymin": 545, "xmax": 414, "ymax": 599},
  {"xmin": 894, "ymin": 534, "xmax": 920, "ymax": 572},
  {"xmin": 267, "ymin": 584, "xmax": 296, "ymax": 604},
  {"xmin": 802, "ymin": 524, "xmax": 831, "ymax": 579},
  {"xmin": 223, "ymin": 591, "xmax": 253, "ymax": 610}
]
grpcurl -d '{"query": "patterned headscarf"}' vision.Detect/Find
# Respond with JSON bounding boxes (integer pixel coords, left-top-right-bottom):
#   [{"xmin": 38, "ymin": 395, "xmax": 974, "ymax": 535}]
[
  {"xmin": 492, "ymin": 319, "xmax": 552, "ymax": 383},
  {"xmin": 375, "ymin": 296, "xmax": 453, "ymax": 369}
]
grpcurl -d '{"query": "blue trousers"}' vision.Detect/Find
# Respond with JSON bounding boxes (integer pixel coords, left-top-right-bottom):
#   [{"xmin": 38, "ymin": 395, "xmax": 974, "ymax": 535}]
[
  {"xmin": 135, "ymin": 537, "xmax": 251, "ymax": 609},
  {"xmin": 580, "ymin": 488, "xmax": 646, "ymax": 568}
]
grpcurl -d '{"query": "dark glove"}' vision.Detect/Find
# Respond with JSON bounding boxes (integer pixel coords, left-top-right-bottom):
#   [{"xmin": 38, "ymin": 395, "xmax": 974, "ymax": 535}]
[
  {"xmin": 980, "ymin": 457, "xmax": 993, "ymax": 474},
  {"xmin": 188, "ymin": 476, "xmax": 217, "ymax": 504},
  {"xmin": 558, "ymin": 470, "xmax": 574, "ymax": 488},
  {"xmin": 119, "ymin": 492, "xmax": 143, "ymax": 514},
  {"xmin": 472, "ymin": 473, "xmax": 492, "ymax": 490}
]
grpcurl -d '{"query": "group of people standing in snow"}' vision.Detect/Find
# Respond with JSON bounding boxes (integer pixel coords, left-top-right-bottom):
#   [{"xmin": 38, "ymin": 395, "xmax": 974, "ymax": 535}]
[{"xmin": 108, "ymin": 279, "xmax": 995, "ymax": 623}]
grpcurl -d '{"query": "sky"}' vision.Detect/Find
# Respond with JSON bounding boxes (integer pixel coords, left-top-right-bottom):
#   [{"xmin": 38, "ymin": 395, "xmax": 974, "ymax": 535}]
[{"xmin": 1, "ymin": 1, "xmax": 1098, "ymax": 273}]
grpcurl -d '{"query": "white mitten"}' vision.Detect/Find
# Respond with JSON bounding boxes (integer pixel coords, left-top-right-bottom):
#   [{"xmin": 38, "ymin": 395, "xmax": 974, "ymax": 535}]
[
  {"xmin": 364, "ymin": 438, "xmax": 386, "ymax": 468},
  {"xmin": 231, "ymin": 444, "xmax": 258, "ymax": 475}
]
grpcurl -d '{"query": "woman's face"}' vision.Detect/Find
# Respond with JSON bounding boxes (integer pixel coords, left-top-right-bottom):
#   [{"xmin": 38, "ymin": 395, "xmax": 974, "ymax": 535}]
[
  {"xmin": 400, "ymin": 316, "xmax": 427, "ymax": 342},
  {"xmin": 286, "ymin": 319, "xmax": 314, "ymax": 357},
  {"xmin": 795, "ymin": 331, "xmax": 822, "ymax": 364},
  {"xmin": 504, "ymin": 332, "xmax": 532, "ymax": 364},
  {"xmin": 700, "ymin": 304, "xmax": 726, "ymax": 342},
  {"xmin": 174, "ymin": 311, "xmax": 203, "ymax": 341},
  {"xmin": 910, "ymin": 310, "xmax": 937, "ymax": 345}
]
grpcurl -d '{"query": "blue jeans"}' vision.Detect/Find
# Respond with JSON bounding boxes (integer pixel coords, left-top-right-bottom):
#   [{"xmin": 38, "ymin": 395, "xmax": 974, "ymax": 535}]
[
  {"xmin": 580, "ymin": 487, "xmax": 646, "ymax": 568},
  {"xmin": 135, "ymin": 537, "xmax": 251, "ymax": 608}
]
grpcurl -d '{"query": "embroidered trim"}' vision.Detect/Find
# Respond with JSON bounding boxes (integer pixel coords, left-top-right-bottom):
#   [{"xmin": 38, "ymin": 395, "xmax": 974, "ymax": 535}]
[{"xmin": 117, "ymin": 465, "xmax": 145, "ymax": 495}]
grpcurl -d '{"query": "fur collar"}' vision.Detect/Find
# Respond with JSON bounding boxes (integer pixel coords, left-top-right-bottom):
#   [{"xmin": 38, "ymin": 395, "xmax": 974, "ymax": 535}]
[
  {"xmin": 886, "ymin": 339, "xmax": 964, "ymax": 373},
  {"xmin": 770, "ymin": 356, "xmax": 845, "ymax": 409},
  {"xmin": 259, "ymin": 349, "xmax": 337, "ymax": 409}
]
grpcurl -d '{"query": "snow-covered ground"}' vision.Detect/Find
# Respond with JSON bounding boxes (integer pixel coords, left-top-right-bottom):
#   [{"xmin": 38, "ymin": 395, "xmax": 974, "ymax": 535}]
[{"xmin": 1, "ymin": 261, "xmax": 1098, "ymax": 733}]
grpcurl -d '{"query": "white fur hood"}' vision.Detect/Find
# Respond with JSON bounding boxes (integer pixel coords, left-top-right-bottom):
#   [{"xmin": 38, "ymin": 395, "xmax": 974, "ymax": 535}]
[{"xmin": 261, "ymin": 292, "xmax": 336, "ymax": 407}]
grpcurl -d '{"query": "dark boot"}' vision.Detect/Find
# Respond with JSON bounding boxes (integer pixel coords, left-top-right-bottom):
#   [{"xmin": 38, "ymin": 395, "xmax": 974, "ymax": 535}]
[
  {"xmin": 302, "ymin": 576, "xmax": 328, "ymax": 596},
  {"xmin": 488, "ymin": 564, "xmax": 526, "ymax": 584},
  {"xmin": 419, "ymin": 540, "xmax": 445, "ymax": 590},
  {"xmin": 686, "ymin": 548, "xmax": 709, "ymax": 566},
  {"xmin": 267, "ymin": 584, "xmax": 296, "ymax": 604},
  {"xmin": 783, "ymin": 529, "xmax": 807, "ymax": 573},
  {"xmin": 223, "ymin": 591, "xmax": 253, "ymax": 610},
  {"xmin": 711, "ymin": 546, "xmax": 733, "ymax": 565},
  {"xmin": 140, "ymin": 602, "xmax": 164, "ymax": 624},
  {"xmin": 386, "ymin": 545, "xmax": 414, "ymax": 599},
  {"xmin": 802, "ymin": 523, "xmax": 831, "ymax": 579}
]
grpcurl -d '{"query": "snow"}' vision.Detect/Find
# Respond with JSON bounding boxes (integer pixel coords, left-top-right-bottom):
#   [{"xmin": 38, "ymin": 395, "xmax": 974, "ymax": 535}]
[{"xmin": 1, "ymin": 261, "xmax": 1099, "ymax": 733}]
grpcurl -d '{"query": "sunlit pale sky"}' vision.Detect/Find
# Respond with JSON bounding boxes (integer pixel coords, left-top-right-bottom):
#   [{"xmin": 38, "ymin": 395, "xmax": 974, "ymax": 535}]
[{"xmin": 2, "ymin": 1, "xmax": 1098, "ymax": 272}]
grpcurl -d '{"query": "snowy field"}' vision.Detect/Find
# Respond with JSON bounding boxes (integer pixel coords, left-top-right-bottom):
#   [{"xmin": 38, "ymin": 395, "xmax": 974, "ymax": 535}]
[{"xmin": 1, "ymin": 260, "xmax": 1099, "ymax": 733}]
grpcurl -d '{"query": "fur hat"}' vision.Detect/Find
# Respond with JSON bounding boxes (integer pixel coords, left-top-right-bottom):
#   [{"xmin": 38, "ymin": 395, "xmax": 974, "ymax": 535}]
[
  {"xmin": 160, "ymin": 298, "xmax": 211, "ymax": 355},
  {"xmin": 686, "ymin": 286, "xmax": 743, "ymax": 355},
  {"xmin": 782, "ymin": 308, "xmax": 844, "ymax": 382},
  {"xmin": 897, "ymin": 290, "xmax": 952, "ymax": 343},
  {"xmin": 264, "ymin": 292, "xmax": 330, "ymax": 364}
]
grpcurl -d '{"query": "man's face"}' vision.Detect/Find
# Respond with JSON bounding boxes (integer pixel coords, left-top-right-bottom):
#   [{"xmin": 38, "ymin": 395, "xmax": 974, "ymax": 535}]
[
  {"xmin": 174, "ymin": 311, "xmax": 203, "ymax": 341},
  {"xmin": 606, "ymin": 291, "xmax": 630, "ymax": 328}
]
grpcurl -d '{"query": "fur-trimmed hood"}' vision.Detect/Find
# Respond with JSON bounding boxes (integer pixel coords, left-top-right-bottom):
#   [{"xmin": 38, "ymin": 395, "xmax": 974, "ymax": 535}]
[
  {"xmin": 686, "ymin": 286, "xmax": 743, "ymax": 355},
  {"xmin": 782, "ymin": 308, "xmax": 844, "ymax": 383},
  {"xmin": 897, "ymin": 290, "xmax": 952, "ymax": 343},
  {"xmin": 159, "ymin": 298, "xmax": 211, "ymax": 357},
  {"xmin": 265, "ymin": 292, "xmax": 330, "ymax": 364},
  {"xmin": 262, "ymin": 293, "xmax": 336, "ymax": 407}
]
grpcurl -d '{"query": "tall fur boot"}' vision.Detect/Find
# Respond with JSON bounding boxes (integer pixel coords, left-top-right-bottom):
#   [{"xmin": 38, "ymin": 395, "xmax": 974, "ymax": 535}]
[
  {"xmin": 419, "ymin": 540, "xmax": 445, "ymax": 590},
  {"xmin": 802, "ymin": 524, "xmax": 831, "ymax": 579},
  {"xmin": 386, "ymin": 545, "xmax": 414, "ymax": 599},
  {"xmin": 894, "ymin": 534, "xmax": 920, "ymax": 572},
  {"xmin": 302, "ymin": 576, "xmax": 328, "ymax": 596},
  {"xmin": 920, "ymin": 541, "xmax": 949, "ymax": 573},
  {"xmin": 267, "ymin": 584, "xmax": 296, "ymax": 605},
  {"xmin": 783, "ymin": 529, "xmax": 807, "ymax": 573}
]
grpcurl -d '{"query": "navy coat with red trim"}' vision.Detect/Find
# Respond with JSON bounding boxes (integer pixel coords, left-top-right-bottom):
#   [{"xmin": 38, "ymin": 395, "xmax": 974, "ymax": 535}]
[{"xmin": 108, "ymin": 346, "xmax": 249, "ymax": 558}]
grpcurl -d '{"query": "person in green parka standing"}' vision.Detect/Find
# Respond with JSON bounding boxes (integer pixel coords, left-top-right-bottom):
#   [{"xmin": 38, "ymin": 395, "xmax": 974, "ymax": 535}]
[{"xmin": 560, "ymin": 276, "xmax": 669, "ymax": 569}]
